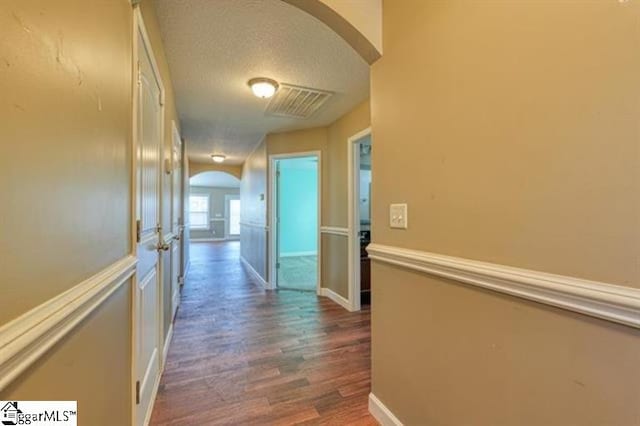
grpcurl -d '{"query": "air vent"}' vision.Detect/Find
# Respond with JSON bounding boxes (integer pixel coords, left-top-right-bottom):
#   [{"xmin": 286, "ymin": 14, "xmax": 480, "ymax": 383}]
[{"xmin": 265, "ymin": 83, "xmax": 333, "ymax": 119}]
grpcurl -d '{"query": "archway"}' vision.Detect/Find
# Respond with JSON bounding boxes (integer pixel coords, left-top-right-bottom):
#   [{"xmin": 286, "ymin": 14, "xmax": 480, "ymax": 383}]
[
  {"xmin": 187, "ymin": 171, "xmax": 241, "ymax": 245},
  {"xmin": 281, "ymin": 0, "xmax": 382, "ymax": 64}
]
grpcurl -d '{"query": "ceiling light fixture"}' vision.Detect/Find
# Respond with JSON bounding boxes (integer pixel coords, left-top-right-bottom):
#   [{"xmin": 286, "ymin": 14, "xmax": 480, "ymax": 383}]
[
  {"xmin": 211, "ymin": 154, "xmax": 226, "ymax": 163},
  {"xmin": 248, "ymin": 77, "xmax": 279, "ymax": 99}
]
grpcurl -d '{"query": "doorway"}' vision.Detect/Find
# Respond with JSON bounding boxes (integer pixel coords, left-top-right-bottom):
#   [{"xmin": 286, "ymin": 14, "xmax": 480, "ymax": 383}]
[
  {"xmin": 225, "ymin": 195, "xmax": 241, "ymax": 239},
  {"xmin": 348, "ymin": 128, "xmax": 372, "ymax": 311},
  {"xmin": 269, "ymin": 153, "xmax": 321, "ymax": 292},
  {"xmin": 132, "ymin": 7, "xmax": 164, "ymax": 426},
  {"xmin": 188, "ymin": 171, "xmax": 241, "ymax": 242}
]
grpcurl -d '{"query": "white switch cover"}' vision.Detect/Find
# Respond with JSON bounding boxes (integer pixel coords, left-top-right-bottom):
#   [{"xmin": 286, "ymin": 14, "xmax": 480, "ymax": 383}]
[{"xmin": 390, "ymin": 203, "xmax": 408, "ymax": 229}]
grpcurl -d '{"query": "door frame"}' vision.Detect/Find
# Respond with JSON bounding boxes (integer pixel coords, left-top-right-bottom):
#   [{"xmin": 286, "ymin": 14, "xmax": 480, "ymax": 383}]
[
  {"xmin": 170, "ymin": 120, "xmax": 182, "ymax": 321},
  {"xmin": 131, "ymin": 6, "xmax": 166, "ymax": 426},
  {"xmin": 347, "ymin": 127, "xmax": 372, "ymax": 312},
  {"xmin": 268, "ymin": 151, "xmax": 322, "ymax": 294},
  {"xmin": 224, "ymin": 193, "xmax": 241, "ymax": 240}
]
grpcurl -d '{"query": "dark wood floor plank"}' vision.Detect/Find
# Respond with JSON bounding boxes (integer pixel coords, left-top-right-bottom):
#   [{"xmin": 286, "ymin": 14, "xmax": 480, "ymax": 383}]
[{"xmin": 150, "ymin": 241, "xmax": 375, "ymax": 425}]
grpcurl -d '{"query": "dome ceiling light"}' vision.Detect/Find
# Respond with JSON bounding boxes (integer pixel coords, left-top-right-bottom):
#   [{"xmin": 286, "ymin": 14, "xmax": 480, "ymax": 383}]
[
  {"xmin": 211, "ymin": 154, "xmax": 226, "ymax": 163},
  {"xmin": 248, "ymin": 77, "xmax": 279, "ymax": 99}
]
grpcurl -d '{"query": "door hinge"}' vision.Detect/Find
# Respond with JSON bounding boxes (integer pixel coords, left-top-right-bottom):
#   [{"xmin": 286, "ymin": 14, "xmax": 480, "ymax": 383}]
[
  {"xmin": 136, "ymin": 220, "xmax": 141, "ymax": 243},
  {"xmin": 159, "ymin": 92, "xmax": 164, "ymax": 106},
  {"xmin": 135, "ymin": 380, "xmax": 141, "ymax": 405},
  {"xmin": 136, "ymin": 60, "xmax": 141, "ymax": 85}
]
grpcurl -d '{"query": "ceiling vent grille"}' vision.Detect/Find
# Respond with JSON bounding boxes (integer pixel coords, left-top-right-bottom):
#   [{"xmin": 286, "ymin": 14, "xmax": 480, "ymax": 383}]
[{"xmin": 265, "ymin": 83, "xmax": 333, "ymax": 119}]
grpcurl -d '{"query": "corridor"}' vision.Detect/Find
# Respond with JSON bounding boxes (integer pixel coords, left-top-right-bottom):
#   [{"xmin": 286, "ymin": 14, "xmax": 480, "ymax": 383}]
[{"xmin": 150, "ymin": 242, "xmax": 374, "ymax": 425}]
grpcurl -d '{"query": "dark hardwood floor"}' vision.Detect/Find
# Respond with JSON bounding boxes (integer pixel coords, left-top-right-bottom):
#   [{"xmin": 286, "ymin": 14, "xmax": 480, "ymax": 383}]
[{"xmin": 150, "ymin": 241, "xmax": 375, "ymax": 425}]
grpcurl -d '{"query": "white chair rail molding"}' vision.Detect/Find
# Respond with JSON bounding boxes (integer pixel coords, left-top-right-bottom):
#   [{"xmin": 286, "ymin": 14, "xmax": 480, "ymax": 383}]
[{"xmin": 366, "ymin": 243, "xmax": 640, "ymax": 329}]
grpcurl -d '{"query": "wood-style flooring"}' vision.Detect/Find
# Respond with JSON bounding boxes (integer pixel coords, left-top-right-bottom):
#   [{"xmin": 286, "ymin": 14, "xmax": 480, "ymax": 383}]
[{"xmin": 150, "ymin": 241, "xmax": 375, "ymax": 425}]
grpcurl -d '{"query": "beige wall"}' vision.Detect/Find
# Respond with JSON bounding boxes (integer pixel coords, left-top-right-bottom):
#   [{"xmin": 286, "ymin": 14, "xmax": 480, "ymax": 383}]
[
  {"xmin": 0, "ymin": 0, "xmax": 132, "ymax": 325},
  {"xmin": 3, "ymin": 285, "xmax": 132, "ymax": 426},
  {"xmin": 189, "ymin": 161, "xmax": 243, "ymax": 180},
  {"xmin": 189, "ymin": 186, "xmax": 240, "ymax": 240},
  {"xmin": 240, "ymin": 139, "xmax": 268, "ymax": 280},
  {"xmin": 326, "ymin": 100, "xmax": 370, "ymax": 228},
  {"xmin": 0, "ymin": 2, "xmax": 133, "ymax": 418},
  {"xmin": 0, "ymin": 1, "xmax": 180, "ymax": 424},
  {"xmin": 370, "ymin": 0, "xmax": 640, "ymax": 423},
  {"xmin": 282, "ymin": 0, "xmax": 381, "ymax": 64}
]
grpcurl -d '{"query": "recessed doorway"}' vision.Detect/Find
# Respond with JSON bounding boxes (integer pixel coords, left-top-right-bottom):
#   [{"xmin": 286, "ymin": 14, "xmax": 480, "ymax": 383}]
[
  {"xmin": 348, "ymin": 128, "xmax": 372, "ymax": 311},
  {"xmin": 269, "ymin": 152, "xmax": 321, "ymax": 293}
]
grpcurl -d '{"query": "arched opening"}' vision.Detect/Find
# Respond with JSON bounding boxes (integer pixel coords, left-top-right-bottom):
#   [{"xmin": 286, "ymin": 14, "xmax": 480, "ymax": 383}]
[{"xmin": 187, "ymin": 171, "xmax": 241, "ymax": 243}]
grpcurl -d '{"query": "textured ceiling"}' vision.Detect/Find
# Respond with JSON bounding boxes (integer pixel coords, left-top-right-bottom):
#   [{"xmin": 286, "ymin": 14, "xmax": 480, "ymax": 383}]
[
  {"xmin": 154, "ymin": 0, "xmax": 370, "ymax": 165},
  {"xmin": 189, "ymin": 171, "xmax": 240, "ymax": 188}
]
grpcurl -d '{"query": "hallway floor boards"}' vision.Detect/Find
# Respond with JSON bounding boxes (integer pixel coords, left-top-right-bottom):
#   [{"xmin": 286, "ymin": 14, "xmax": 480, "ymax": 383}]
[{"xmin": 150, "ymin": 241, "xmax": 375, "ymax": 425}]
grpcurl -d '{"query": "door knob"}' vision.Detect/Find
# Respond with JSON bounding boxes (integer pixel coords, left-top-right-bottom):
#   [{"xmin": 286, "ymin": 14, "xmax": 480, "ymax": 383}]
[{"xmin": 157, "ymin": 242, "xmax": 170, "ymax": 252}]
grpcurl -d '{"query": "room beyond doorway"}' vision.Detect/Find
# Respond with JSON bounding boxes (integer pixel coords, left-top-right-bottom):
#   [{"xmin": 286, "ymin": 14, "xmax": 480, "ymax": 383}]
[
  {"xmin": 269, "ymin": 153, "xmax": 320, "ymax": 292},
  {"xmin": 189, "ymin": 171, "xmax": 241, "ymax": 242}
]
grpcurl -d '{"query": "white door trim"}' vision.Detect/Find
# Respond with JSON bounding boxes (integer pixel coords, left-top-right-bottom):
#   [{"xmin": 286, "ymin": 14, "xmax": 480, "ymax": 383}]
[
  {"xmin": 224, "ymin": 193, "xmax": 241, "ymax": 240},
  {"xmin": 268, "ymin": 151, "xmax": 322, "ymax": 294},
  {"xmin": 131, "ymin": 6, "xmax": 165, "ymax": 426},
  {"xmin": 347, "ymin": 127, "xmax": 372, "ymax": 312}
]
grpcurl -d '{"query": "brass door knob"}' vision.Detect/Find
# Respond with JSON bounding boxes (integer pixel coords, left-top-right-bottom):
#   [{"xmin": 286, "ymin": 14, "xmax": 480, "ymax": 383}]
[{"xmin": 157, "ymin": 242, "xmax": 170, "ymax": 252}]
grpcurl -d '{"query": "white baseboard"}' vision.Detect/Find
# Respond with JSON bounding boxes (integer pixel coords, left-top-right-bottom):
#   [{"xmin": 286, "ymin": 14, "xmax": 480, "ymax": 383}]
[
  {"xmin": 191, "ymin": 238, "xmax": 226, "ymax": 242},
  {"xmin": 369, "ymin": 393, "xmax": 403, "ymax": 426},
  {"xmin": 162, "ymin": 323, "xmax": 174, "ymax": 368},
  {"xmin": 280, "ymin": 251, "xmax": 318, "ymax": 257},
  {"xmin": 240, "ymin": 256, "xmax": 272, "ymax": 290},
  {"xmin": 142, "ymin": 365, "xmax": 162, "ymax": 426},
  {"xmin": 320, "ymin": 287, "xmax": 354, "ymax": 311},
  {"xmin": 183, "ymin": 260, "xmax": 190, "ymax": 281}
]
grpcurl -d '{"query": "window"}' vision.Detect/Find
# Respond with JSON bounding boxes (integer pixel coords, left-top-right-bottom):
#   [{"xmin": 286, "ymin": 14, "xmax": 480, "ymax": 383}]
[
  {"xmin": 189, "ymin": 194, "xmax": 209, "ymax": 230},
  {"xmin": 228, "ymin": 199, "xmax": 241, "ymax": 235}
]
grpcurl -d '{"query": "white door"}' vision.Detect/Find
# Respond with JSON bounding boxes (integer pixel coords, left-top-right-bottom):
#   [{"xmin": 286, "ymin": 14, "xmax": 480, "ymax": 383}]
[
  {"xmin": 225, "ymin": 195, "xmax": 241, "ymax": 239},
  {"xmin": 134, "ymin": 25, "xmax": 163, "ymax": 426},
  {"xmin": 171, "ymin": 123, "xmax": 182, "ymax": 318}
]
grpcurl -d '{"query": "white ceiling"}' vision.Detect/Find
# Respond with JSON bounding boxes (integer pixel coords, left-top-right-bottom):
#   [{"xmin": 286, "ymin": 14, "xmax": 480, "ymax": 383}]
[
  {"xmin": 189, "ymin": 171, "xmax": 240, "ymax": 188},
  {"xmin": 154, "ymin": 0, "xmax": 370, "ymax": 165}
]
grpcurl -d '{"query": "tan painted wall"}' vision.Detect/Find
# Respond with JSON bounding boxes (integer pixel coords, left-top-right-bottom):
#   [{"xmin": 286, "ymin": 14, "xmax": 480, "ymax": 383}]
[
  {"xmin": 0, "ymin": 0, "xmax": 132, "ymax": 325},
  {"xmin": 240, "ymin": 139, "xmax": 268, "ymax": 279},
  {"xmin": 326, "ymin": 100, "xmax": 370, "ymax": 228},
  {"xmin": 318, "ymin": 0, "xmax": 382, "ymax": 54},
  {"xmin": 370, "ymin": 1, "xmax": 640, "ymax": 423},
  {"xmin": 282, "ymin": 0, "xmax": 381, "ymax": 64},
  {"xmin": 0, "ymin": 1, "xmax": 181, "ymax": 424},
  {"xmin": 2, "ymin": 285, "xmax": 132, "ymax": 425},
  {"xmin": 190, "ymin": 161, "xmax": 243, "ymax": 180}
]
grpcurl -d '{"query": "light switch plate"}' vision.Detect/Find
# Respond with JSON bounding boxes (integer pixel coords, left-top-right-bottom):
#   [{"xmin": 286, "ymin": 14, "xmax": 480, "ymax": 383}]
[{"xmin": 390, "ymin": 203, "xmax": 408, "ymax": 229}]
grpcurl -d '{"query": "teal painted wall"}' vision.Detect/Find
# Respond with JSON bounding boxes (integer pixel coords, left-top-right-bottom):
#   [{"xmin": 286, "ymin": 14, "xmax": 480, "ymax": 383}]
[{"xmin": 278, "ymin": 157, "xmax": 318, "ymax": 256}]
